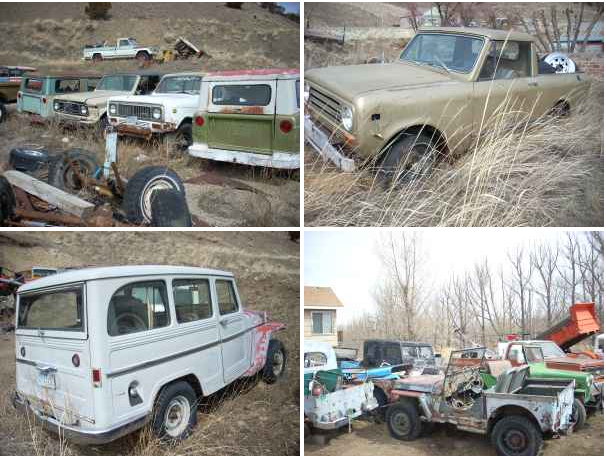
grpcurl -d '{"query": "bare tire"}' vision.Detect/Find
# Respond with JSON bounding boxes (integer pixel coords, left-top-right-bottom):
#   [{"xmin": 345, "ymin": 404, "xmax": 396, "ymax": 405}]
[
  {"xmin": 153, "ymin": 381, "xmax": 197, "ymax": 441},
  {"xmin": 137, "ymin": 51, "xmax": 151, "ymax": 62},
  {"xmin": 0, "ymin": 176, "xmax": 16, "ymax": 224},
  {"xmin": 379, "ymin": 132, "xmax": 438, "ymax": 184},
  {"xmin": 386, "ymin": 400, "xmax": 422, "ymax": 441},
  {"xmin": 122, "ymin": 166, "xmax": 185, "ymax": 224},
  {"xmin": 262, "ymin": 339, "xmax": 286, "ymax": 384},
  {"xmin": 491, "ymin": 415, "xmax": 542, "ymax": 456},
  {"xmin": 0, "ymin": 101, "xmax": 7, "ymax": 124},
  {"xmin": 373, "ymin": 386, "xmax": 388, "ymax": 422},
  {"xmin": 150, "ymin": 189, "xmax": 192, "ymax": 227},
  {"xmin": 48, "ymin": 150, "xmax": 100, "ymax": 192},
  {"xmin": 571, "ymin": 398, "xmax": 587, "ymax": 430},
  {"xmin": 176, "ymin": 122, "xmax": 193, "ymax": 149},
  {"xmin": 92, "ymin": 53, "xmax": 102, "ymax": 63}
]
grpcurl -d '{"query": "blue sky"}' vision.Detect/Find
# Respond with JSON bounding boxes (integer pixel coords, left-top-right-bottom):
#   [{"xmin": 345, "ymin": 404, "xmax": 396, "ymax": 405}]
[{"xmin": 279, "ymin": 2, "xmax": 299, "ymax": 14}]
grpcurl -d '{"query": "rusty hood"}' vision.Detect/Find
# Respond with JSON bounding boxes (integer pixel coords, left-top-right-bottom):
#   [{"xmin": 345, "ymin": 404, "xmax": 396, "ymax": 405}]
[
  {"xmin": 545, "ymin": 356, "xmax": 604, "ymax": 372},
  {"xmin": 56, "ymin": 90, "xmax": 131, "ymax": 107},
  {"xmin": 305, "ymin": 61, "xmax": 459, "ymax": 102}
]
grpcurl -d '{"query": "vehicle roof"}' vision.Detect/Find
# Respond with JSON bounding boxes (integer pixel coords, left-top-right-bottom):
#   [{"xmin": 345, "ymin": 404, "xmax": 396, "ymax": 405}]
[
  {"xmin": 511, "ymin": 340, "xmax": 554, "ymax": 344},
  {"xmin": 101, "ymin": 71, "xmax": 165, "ymax": 78},
  {"xmin": 26, "ymin": 73, "xmax": 102, "ymax": 79},
  {"xmin": 417, "ymin": 27, "xmax": 537, "ymax": 42},
  {"xmin": 18, "ymin": 265, "xmax": 233, "ymax": 293},
  {"xmin": 303, "ymin": 340, "xmax": 334, "ymax": 354},
  {"xmin": 161, "ymin": 72, "xmax": 206, "ymax": 78},
  {"xmin": 365, "ymin": 339, "xmax": 432, "ymax": 347},
  {"xmin": 0, "ymin": 66, "xmax": 37, "ymax": 71},
  {"xmin": 204, "ymin": 68, "xmax": 299, "ymax": 81}
]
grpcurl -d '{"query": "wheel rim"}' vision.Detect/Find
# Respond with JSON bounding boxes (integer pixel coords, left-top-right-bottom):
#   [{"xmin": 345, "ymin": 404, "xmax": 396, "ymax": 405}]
[
  {"xmin": 502, "ymin": 428, "xmax": 528, "ymax": 453},
  {"xmin": 390, "ymin": 411, "xmax": 412, "ymax": 436},
  {"xmin": 272, "ymin": 349, "xmax": 284, "ymax": 376},
  {"xmin": 164, "ymin": 395, "xmax": 191, "ymax": 438},
  {"xmin": 64, "ymin": 160, "xmax": 93, "ymax": 190},
  {"xmin": 396, "ymin": 142, "xmax": 435, "ymax": 180},
  {"xmin": 140, "ymin": 177, "xmax": 178, "ymax": 222}
]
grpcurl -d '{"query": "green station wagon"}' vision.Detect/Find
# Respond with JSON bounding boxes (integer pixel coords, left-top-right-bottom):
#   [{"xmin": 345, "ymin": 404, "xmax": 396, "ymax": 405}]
[
  {"xmin": 17, "ymin": 74, "xmax": 100, "ymax": 120},
  {"xmin": 188, "ymin": 68, "xmax": 300, "ymax": 169}
]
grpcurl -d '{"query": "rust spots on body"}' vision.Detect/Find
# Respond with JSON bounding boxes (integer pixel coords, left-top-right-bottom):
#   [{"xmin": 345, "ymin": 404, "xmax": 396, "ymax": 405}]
[{"xmin": 219, "ymin": 106, "xmax": 264, "ymax": 115}]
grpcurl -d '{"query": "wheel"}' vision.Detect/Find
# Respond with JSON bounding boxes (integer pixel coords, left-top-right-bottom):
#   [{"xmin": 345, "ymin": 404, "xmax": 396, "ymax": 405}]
[
  {"xmin": 97, "ymin": 115, "xmax": 110, "ymax": 138},
  {"xmin": 491, "ymin": 415, "xmax": 542, "ymax": 456},
  {"xmin": 0, "ymin": 176, "xmax": 16, "ymax": 224},
  {"xmin": 137, "ymin": 51, "xmax": 151, "ymax": 62},
  {"xmin": 385, "ymin": 400, "xmax": 422, "ymax": 441},
  {"xmin": 175, "ymin": 122, "xmax": 193, "ymax": 150},
  {"xmin": 122, "ymin": 166, "xmax": 185, "ymax": 224},
  {"xmin": 0, "ymin": 101, "xmax": 7, "ymax": 124},
  {"xmin": 262, "ymin": 339, "xmax": 286, "ymax": 384},
  {"xmin": 48, "ymin": 150, "xmax": 100, "ymax": 192},
  {"xmin": 92, "ymin": 53, "xmax": 102, "ymax": 63},
  {"xmin": 150, "ymin": 188, "xmax": 192, "ymax": 227},
  {"xmin": 379, "ymin": 131, "xmax": 438, "ymax": 184},
  {"xmin": 571, "ymin": 398, "xmax": 587, "ymax": 430},
  {"xmin": 152, "ymin": 381, "xmax": 197, "ymax": 441},
  {"xmin": 373, "ymin": 386, "xmax": 388, "ymax": 422},
  {"xmin": 114, "ymin": 312, "xmax": 147, "ymax": 334}
]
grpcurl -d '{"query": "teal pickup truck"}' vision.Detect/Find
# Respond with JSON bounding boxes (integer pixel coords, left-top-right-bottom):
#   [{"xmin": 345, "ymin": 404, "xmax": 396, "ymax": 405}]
[{"xmin": 17, "ymin": 74, "xmax": 100, "ymax": 121}]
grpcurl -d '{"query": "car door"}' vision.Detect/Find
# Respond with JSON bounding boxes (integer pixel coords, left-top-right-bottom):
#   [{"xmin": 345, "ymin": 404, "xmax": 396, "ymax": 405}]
[
  {"xmin": 472, "ymin": 40, "xmax": 538, "ymax": 134},
  {"xmin": 213, "ymin": 278, "xmax": 251, "ymax": 384},
  {"xmin": 20, "ymin": 77, "xmax": 45, "ymax": 114},
  {"xmin": 206, "ymin": 79, "xmax": 277, "ymax": 154}
]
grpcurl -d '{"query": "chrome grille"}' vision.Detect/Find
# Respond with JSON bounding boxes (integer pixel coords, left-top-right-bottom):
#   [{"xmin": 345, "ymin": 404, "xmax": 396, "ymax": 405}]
[
  {"xmin": 116, "ymin": 104, "xmax": 154, "ymax": 121},
  {"xmin": 55, "ymin": 100, "xmax": 86, "ymax": 116},
  {"xmin": 309, "ymin": 86, "xmax": 341, "ymax": 124}
]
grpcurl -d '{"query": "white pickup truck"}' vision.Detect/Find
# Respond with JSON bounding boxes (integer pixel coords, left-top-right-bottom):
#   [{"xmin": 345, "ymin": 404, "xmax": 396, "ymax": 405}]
[{"xmin": 83, "ymin": 38, "xmax": 160, "ymax": 62}]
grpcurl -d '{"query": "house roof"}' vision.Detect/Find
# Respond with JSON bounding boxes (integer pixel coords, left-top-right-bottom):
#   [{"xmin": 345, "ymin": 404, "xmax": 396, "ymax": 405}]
[{"xmin": 304, "ymin": 286, "xmax": 343, "ymax": 308}]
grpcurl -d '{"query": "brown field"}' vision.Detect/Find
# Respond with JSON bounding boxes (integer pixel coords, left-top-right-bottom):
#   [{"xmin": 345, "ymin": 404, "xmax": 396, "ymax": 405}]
[{"xmin": 0, "ymin": 231, "xmax": 300, "ymax": 455}]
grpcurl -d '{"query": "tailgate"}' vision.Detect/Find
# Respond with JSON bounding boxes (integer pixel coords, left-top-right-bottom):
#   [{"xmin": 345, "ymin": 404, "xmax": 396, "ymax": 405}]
[{"xmin": 21, "ymin": 93, "xmax": 43, "ymax": 114}]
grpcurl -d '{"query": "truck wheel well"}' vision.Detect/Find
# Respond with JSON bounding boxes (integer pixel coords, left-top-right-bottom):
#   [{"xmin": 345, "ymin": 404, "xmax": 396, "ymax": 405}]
[
  {"xmin": 487, "ymin": 405, "xmax": 540, "ymax": 435},
  {"xmin": 156, "ymin": 374, "xmax": 203, "ymax": 404},
  {"xmin": 380, "ymin": 124, "xmax": 449, "ymax": 160},
  {"xmin": 179, "ymin": 117, "xmax": 192, "ymax": 128}
]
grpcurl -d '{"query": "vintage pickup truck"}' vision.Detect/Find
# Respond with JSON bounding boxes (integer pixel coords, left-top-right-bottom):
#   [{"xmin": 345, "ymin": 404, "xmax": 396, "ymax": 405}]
[
  {"xmin": 17, "ymin": 74, "xmax": 100, "ymax": 121},
  {"xmin": 108, "ymin": 72, "xmax": 204, "ymax": 149},
  {"xmin": 376, "ymin": 348, "xmax": 575, "ymax": 456},
  {"xmin": 188, "ymin": 68, "xmax": 300, "ymax": 169},
  {"xmin": 83, "ymin": 38, "xmax": 160, "ymax": 62},
  {"xmin": 0, "ymin": 66, "xmax": 36, "ymax": 123},
  {"xmin": 305, "ymin": 27, "xmax": 591, "ymax": 179},
  {"xmin": 53, "ymin": 72, "xmax": 163, "ymax": 134}
]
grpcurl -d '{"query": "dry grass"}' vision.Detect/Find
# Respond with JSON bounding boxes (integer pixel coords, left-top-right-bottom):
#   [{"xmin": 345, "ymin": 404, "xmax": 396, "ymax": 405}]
[{"xmin": 304, "ymin": 83, "xmax": 604, "ymax": 227}]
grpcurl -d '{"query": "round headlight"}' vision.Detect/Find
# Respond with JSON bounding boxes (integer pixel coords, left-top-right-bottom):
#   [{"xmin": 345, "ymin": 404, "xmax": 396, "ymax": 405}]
[
  {"xmin": 80, "ymin": 105, "xmax": 88, "ymax": 115},
  {"xmin": 340, "ymin": 106, "xmax": 353, "ymax": 131},
  {"xmin": 109, "ymin": 104, "xmax": 117, "ymax": 115},
  {"xmin": 53, "ymin": 102, "xmax": 60, "ymax": 111},
  {"xmin": 304, "ymin": 82, "xmax": 310, "ymax": 103},
  {"xmin": 152, "ymin": 107, "xmax": 162, "ymax": 120}
]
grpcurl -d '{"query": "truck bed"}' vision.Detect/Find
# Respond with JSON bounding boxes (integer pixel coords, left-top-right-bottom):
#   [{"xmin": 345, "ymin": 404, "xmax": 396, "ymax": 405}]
[{"xmin": 536, "ymin": 303, "xmax": 600, "ymax": 350}]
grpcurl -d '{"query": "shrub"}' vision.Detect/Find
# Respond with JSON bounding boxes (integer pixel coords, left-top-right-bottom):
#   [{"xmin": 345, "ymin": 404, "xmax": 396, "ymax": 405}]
[{"xmin": 84, "ymin": 2, "xmax": 112, "ymax": 20}]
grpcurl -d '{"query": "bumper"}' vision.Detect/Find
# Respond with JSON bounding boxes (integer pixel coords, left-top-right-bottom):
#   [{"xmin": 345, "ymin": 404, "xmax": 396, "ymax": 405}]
[
  {"xmin": 189, "ymin": 143, "xmax": 300, "ymax": 170},
  {"xmin": 304, "ymin": 115, "xmax": 355, "ymax": 172},
  {"xmin": 13, "ymin": 391, "xmax": 149, "ymax": 445},
  {"xmin": 56, "ymin": 114, "xmax": 97, "ymax": 127},
  {"xmin": 110, "ymin": 119, "xmax": 177, "ymax": 138},
  {"xmin": 306, "ymin": 396, "xmax": 379, "ymax": 430}
]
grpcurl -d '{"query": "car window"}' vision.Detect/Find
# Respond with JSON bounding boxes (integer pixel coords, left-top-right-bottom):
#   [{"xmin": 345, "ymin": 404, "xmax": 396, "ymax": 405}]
[
  {"xmin": 216, "ymin": 279, "xmax": 238, "ymax": 315},
  {"xmin": 212, "ymin": 84, "xmax": 271, "ymax": 106},
  {"xmin": 156, "ymin": 75, "xmax": 202, "ymax": 94},
  {"xmin": 304, "ymin": 352, "xmax": 328, "ymax": 368},
  {"xmin": 382, "ymin": 343, "xmax": 402, "ymax": 364},
  {"xmin": 401, "ymin": 33, "xmax": 483, "ymax": 73},
  {"xmin": 107, "ymin": 280, "xmax": 170, "ymax": 336},
  {"xmin": 119, "ymin": 39, "xmax": 130, "ymax": 47},
  {"xmin": 55, "ymin": 79, "xmax": 80, "ymax": 94},
  {"xmin": 401, "ymin": 345, "xmax": 417, "ymax": 357},
  {"xmin": 172, "ymin": 279, "xmax": 212, "ymax": 323},
  {"xmin": 25, "ymin": 78, "xmax": 43, "ymax": 93},
  {"xmin": 18, "ymin": 287, "xmax": 84, "ymax": 331},
  {"xmin": 509, "ymin": 344, "xmax": 526, "ymax": 363},
  {"xmin": 479, "ymin": 41, "xmax": 532, "ymax": 80},
  {"xmin": 137, "ymin": 76, "xmax": 161, "ymax": 95},
  {"xmin": 418, "ymin": 346, "xmax": 433, "ymax": 358}
]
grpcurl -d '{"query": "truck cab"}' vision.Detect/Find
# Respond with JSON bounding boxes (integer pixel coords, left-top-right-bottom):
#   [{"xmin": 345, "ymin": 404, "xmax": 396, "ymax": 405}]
[{"xmin": 13, "ymin": 265, "xmax": 286, "ymax": 444}]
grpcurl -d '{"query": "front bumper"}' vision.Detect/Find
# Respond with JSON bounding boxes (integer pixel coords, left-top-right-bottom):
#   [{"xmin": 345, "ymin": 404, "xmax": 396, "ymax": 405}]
[
  {"xmin": 55, "ymin": 113, "xmax": 97, "ymax": 127},
  {"xmin": 306, "ymin": 396, "xmax": 379, "ymax": 430},
  {"xmin": 304, "ymin": 115, "xmax": 355, "ymax": 171},
  {"xmin": 13, "ymin": 391, "xmax": 149, "ymax": 445},
  {"xmin": 189, "ymin": 143, "xmax": 300, "ymax": 170},
  {"xmin": 110, "ymin": 118, "xmax": 177, "ymax": 138}
]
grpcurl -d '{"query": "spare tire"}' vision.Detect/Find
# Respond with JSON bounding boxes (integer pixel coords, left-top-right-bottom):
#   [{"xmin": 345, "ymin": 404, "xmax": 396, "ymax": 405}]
[
  {"xmin": 122, "ymin": 166, "xmax": 185, "ymax": 224},
  {"xmin": 0, "ymin": 176, "xmax": 16, "ymax": 225},
  {"xmin": 48, "ymin": 150, "xmax": 101, "ymax": 192},
  {"xmin": 150, "ymin": 188, "xmax": 192, "ymax": 227}
]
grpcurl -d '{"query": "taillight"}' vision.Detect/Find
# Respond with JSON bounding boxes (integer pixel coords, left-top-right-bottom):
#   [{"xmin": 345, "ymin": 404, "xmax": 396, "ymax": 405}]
[
  {"xmin": 311, "ymin": 382, "xmax": 323, "ymax": 397},
  {"xmin": 72, "ymin": 353, "xmax": 80, "ymax": 367},
  {"xmin": 92, "ymin": 368, "xmax": 101, "ymax": 387},
  {"xmin": 279, "ymin": 120, "xmax": 293, "ymax": 133},
  {"xmin": 17, "ymin": 92, "xmax": 21, "ymax": 99},
  {"xmin": 42, "ymin": 97, "xmax": 47, "ymax": 104},
  {"xmin": 194, "ymin": 116, "xmax": 204, "ymax": 127}
]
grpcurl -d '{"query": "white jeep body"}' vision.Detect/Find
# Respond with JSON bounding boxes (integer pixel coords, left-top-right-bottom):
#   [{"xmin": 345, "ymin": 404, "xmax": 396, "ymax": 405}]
[
  {"xmin": 13, "ymin": 265, "xmax": 285, "ymax": 444},
  {"xmin": 107, "ymin": 72, "xmax": 204, "ymax": 139}
]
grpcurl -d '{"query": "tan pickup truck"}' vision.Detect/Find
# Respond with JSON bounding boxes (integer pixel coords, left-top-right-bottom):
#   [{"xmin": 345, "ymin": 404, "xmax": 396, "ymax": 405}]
[{"xmin": 305, "ymin": 27, "xmax": 591, "ymax": 179}]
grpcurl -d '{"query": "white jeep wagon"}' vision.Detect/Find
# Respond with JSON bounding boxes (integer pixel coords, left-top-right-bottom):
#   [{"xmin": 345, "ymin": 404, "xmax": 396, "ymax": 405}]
[{"xmin": 13, "ymin": 265, "xmax": 287, "ymax": 444}]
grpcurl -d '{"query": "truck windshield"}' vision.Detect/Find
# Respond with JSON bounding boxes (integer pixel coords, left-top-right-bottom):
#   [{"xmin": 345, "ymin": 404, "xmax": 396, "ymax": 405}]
[
  {"xmin": 156, "ymin": 75, "xmax": 202, "ymax": 94},
  {"xmin": 400, "ymin": 33, "xmax": 483, "ymax": 73},
  {"xmin": 96, "ymin": 75, "xmax": 137, "ymax": 91},
  {"xmin": 537, "ymin": 341, "xmax": 566, "ymax": 358},
  {"xmin": 18, "ymin": 286, "xmax": 84, "ymax": 331}
]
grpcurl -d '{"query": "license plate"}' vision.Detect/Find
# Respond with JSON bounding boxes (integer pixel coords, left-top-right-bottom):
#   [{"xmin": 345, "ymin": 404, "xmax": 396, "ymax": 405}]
[
  {"xmin": 37, "ymin": 373, "xmax": 56, "ymax": 389},
  {"xmin": 126, "ymin": 115, "xmax": 138, "ymax": 125}
]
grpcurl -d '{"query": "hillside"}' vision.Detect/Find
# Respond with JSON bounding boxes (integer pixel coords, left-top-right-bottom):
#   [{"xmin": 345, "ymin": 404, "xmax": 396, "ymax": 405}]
[
  {"xmin": 0, "ymin": 2, "xmax": 300, "ymax": 71},
  {"xmin": 0, "ymin": 231, "xmax": 300, "ymax": 455},
  {"xmin": 305, "ymin": 2, "xmax": 409, "ymax": 28}
]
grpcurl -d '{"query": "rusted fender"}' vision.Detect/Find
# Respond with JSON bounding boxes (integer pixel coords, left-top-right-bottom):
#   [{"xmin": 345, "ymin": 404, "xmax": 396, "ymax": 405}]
[{"xmin": 243, "ymin": 310, "xmax": 286, "ymax": 376}]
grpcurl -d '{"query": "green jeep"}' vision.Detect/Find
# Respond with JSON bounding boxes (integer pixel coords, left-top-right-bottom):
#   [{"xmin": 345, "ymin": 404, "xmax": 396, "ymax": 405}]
[
  {"xmin": 189, "ymin": 68, "xmax": 300, "ymax": 169},
  {"xmin": 481, "ymin": 345, "xmax": 601, "ymax": 430}
]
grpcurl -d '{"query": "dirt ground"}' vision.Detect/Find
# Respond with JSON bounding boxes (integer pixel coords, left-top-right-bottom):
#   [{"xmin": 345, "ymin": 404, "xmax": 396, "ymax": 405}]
[
  {"xmin": 0, "ymin": 231, "xmax": 300, "ymax": 455},
  {"xmin": 305, "ymin": 413, "xmax": 605, "ymax": 456}
]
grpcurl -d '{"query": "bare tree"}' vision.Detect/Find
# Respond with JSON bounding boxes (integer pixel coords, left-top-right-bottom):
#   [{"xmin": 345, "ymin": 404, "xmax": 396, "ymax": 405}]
[
  {"xmin": 532, "ymin": 241, "xmax": 560, "ymax": 327},
  {"xmin": 508, "ymin": 246, "xmax": 534, "ymax": 336},
  {"xmin": 404, "ymin": 3, "xmax": 421, "ymax": 31},
  {"xmin": 580, "ymin": 3, "xmax": 604, "ymax": 51}
]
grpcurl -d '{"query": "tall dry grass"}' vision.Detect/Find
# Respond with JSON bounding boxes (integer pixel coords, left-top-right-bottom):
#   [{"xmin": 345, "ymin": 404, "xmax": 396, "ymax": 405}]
[{"xmin": 304, "ymin": 83, "xmax": 604, "ymax": 227}]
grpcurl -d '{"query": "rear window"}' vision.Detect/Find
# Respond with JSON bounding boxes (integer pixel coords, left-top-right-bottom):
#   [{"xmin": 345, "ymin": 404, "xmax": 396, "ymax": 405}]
[
  {"xmin": 54, "ymin": 79, "xmax": 80, "ymax": 94},
  {"xmin": 25, "ymin": 78, "xmax": 43, "ymax": 93},
  {"xmin": 18, "ymin": 286, "xmax": 84, "ymax": 331},
  {"xmin": 212, "ymin": 84, "xmax": 271, "ymax": 106}
]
